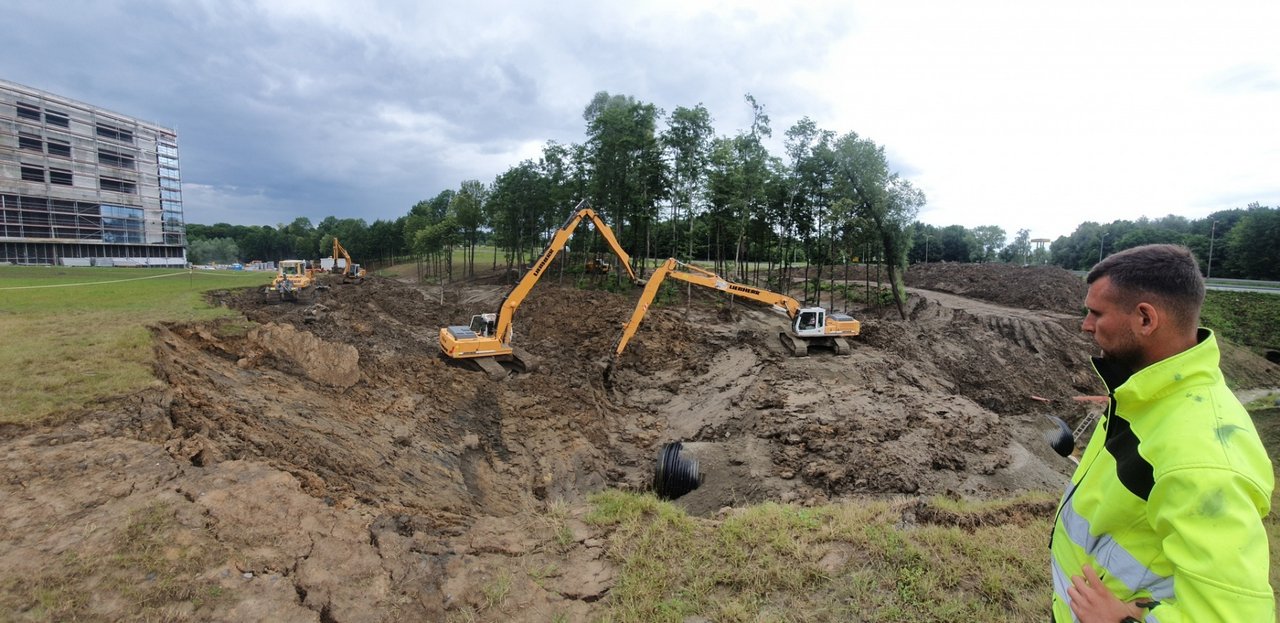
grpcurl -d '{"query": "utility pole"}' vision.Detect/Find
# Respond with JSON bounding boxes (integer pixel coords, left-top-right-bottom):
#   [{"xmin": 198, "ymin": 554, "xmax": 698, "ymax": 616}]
[
  {"xmin": 924, "ymin": 233, "xmax": 931, "ymax": 264},
  {"xmin": 1098, "ymin": 231, "xmax": 1108, "ymax": 264},
  {"xmin": 1207, "ymin": 220, "xmax": 1218, "ymax": 279}
]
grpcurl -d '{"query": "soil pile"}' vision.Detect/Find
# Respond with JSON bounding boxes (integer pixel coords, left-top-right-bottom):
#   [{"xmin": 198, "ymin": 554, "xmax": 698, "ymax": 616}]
[{"xmin": 904, "ymin": 262, "xmax": 1088, "ymax": 314}]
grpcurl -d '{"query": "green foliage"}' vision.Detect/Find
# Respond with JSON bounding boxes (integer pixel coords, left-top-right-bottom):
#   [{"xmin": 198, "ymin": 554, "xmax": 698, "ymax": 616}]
[
  {"xmin": 1224, "ymin": 205, "xmax": 1280, "ymax": 280},
  {"xmin": 970, "ymin": 225, "xmax": 1006, "ymax": 262},
  {"xmin": 938, "ymin": 224, "xmax": 976, "ymax": 262},
  {"xmin": 189, "ymin": 214, "xmax": 404, "ymax": 268},
  {"xmin": 188, "ymin": 236, "xmax": 241, "ymax": 264},
  {"xmin": 1045, "ymin": 204, "xmax": 1278, "ymax": 279},
  {"xmin": 1200, "ymin": 290, "xmax": 1280, "ymax": 350},
  {"xmin": 999, "ymin": 228, "xmax": 1032, "ymax": 264}
]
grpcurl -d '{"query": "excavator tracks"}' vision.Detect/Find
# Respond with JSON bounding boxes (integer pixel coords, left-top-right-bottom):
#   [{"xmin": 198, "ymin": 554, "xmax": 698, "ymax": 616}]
[
  {"xmin": 779, "ymin": 332, "xmax": 808, "ymax": 357},
  {"xmin": 472, "ymin": 357, "xmax": 509, "ymax": 380},
  {"xmin": 467, "ymin": 347, "xmax": 541, "ymax": 381}
]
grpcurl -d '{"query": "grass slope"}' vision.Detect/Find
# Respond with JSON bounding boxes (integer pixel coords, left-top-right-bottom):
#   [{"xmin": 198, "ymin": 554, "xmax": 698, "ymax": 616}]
[
  {"xmin": 0, "ymin": 266, "xmax": 270, "ymax": 425},
  {"xmin": 1202, "ymin": 290, "xmax": 1280, "ymax": 351}
]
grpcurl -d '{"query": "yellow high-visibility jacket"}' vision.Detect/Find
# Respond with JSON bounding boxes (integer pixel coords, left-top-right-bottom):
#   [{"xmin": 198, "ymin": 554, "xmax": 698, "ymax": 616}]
[{"xmin": 1051, "ymin": 330, "xmax": 1274, "ymax": 622}]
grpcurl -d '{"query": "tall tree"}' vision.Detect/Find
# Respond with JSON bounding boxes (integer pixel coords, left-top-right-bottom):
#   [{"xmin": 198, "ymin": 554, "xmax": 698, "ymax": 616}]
[
  {"xmin": 451, "ymin": 180, "xmax": 487, "ymax": 277},
  {"xmin": 582, "ymin": 91, "xmax": 665, "ymax": 266},
  {"xmin": 831, "ymin": 132, "xmax": 924, "ymax": 319},
  {"xmin": 970, "ymin": 225, "xmax": 1006, "ymax": 262},
  {"xmin": 1000, "ymin": 228, "xmax": 1032, "ymax": 264},
  {"xmin": 937, "ymin": 225, "xmax": 974, "ymax": 262},
  {"xmin": 733, "ymin": 94, "xmax": 773, "ymax": 281},
  {"xmin": 1223, "ymin": 205, "xmax": 1280, "ymax": 280},
  {"xmin": 662, "ymin": 104, "xmax": 714, "ymax": 260}
]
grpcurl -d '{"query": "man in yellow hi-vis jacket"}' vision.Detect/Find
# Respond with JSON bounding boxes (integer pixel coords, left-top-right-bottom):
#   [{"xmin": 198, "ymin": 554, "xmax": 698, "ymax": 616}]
[{"xmin": 1051, "ymin": 244, "xmax": 1273, "ymax": 622}]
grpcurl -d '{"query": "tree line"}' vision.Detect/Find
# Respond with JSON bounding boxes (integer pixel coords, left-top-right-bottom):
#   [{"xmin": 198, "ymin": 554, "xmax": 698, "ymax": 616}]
[
  {"xmin": 186, "ymin": 91, "xmax": 1280, "ymax": 291},
  {"xmin": 190, "ymin": 91, "xmax": 926, "ymax": 316}
]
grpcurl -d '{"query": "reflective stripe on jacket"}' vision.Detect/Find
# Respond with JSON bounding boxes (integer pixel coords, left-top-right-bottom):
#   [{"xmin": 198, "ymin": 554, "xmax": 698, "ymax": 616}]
[{"xmin": 1050, "ymin": 329, "xmax": 1274, "ymax": 622}]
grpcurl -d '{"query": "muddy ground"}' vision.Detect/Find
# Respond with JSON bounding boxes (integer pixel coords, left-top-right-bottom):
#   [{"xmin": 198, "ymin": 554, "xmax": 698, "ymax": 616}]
[{"xmin": 2, "ymin": 262, "xmax": 1276, "ymax": 621}]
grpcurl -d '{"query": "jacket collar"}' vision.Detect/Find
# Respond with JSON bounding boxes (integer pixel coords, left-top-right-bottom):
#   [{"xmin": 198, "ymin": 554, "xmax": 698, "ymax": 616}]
[{"xmin": 1091, "ymin": 328, "xmax": 1218, "ymax": 402}]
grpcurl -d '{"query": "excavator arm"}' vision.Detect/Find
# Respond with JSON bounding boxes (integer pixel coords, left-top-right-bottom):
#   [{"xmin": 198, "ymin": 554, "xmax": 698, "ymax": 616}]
[
  {"xmin": 610, "ymin": 258, "xmax": 801, "ymax": 362},
  {"xmin": 487, "ymin": 201, "xmax": 640, "ymax": 344},
  {"xmin": 439, "ymin": 199, "xmax": 642, "ymax": 376},
  {"xmin": 607, "ymin": 258, "xmax": 859, "ymax": 371}
]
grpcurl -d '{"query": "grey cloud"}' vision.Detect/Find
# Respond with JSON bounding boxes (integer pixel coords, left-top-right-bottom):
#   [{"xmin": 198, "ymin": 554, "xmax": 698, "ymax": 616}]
[{"xmin": 2, "ymin": 0, "xmax": 864, "ymax": 227}]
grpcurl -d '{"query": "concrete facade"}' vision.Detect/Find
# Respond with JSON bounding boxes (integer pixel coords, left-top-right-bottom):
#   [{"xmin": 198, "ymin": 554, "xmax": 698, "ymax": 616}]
[{"xmin": 0, "ymin": 79, "xmax": 186, "ymax": 266}]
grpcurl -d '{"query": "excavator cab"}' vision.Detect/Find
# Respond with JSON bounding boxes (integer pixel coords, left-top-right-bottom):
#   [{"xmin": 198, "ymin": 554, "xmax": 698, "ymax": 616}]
[
  {"xmin": 793, "ymin": 308, "xmax": 826, "ymax": 337},
  {"xmin": 468, "ymin": 313, "xmax": 499, "ymax": 338}
]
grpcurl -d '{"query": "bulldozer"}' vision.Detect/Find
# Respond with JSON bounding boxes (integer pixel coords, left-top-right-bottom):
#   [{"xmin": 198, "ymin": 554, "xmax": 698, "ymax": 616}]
[
  {"xmin": 328, "ymin": 237, "xmax": 366, "ymax": 284},
  {"xmin": 607, "ymin": 258, "xmax": 860, "ymax": 372},
  {"xmin": 584, "ymin": 257, "xmax": 611, "ymax": 275},
  {"xmin": 438, "ymin": 200, "xmax": 642, "ymax": 379},
  {"xmin": 265, "ymin": 259, "xmax": 326, "ymax": 302}
]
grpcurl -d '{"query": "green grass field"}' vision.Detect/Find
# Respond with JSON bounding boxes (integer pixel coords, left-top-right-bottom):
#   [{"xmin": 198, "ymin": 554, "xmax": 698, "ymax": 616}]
[{"xmin": 0, "ymin": 266, "xmax": 271, "ymax": 425}]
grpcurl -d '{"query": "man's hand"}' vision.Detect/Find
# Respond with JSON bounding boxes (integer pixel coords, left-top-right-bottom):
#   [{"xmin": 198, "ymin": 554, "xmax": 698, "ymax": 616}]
[{"xmin": 1067, "ymin": 564, "xmax": 1146, "ymax": 622}]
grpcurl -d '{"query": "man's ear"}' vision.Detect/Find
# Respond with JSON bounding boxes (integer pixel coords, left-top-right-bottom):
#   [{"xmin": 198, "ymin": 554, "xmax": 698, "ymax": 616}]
[{"xmin": 1134, "ymin": 302, "xmax": 1159, "ymax": 336}]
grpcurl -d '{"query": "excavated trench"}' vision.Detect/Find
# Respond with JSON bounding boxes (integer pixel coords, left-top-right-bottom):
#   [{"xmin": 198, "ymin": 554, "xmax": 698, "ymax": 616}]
[{"xmin": 148, "ymin": 268, "xmax": 1119, "ymax": 523}]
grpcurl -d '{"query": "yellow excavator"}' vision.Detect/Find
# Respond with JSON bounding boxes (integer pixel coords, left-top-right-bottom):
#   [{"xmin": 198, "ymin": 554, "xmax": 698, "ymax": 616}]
[
  {"xmin": 438, "ymin": 200, "xmax": 642, "ymax": 379},
  {"xmin": 329, "ymin": 237, "xmax": 366, "ymax": 284},
  {"xmin": 609, "ymin": 258, "xmax": 860, "ymax": 369}
]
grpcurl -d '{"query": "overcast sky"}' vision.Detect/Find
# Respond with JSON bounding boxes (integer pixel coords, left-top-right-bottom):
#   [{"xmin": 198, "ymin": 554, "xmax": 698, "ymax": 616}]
[{"xmin": 4, "ymin": 1, "xmax": 1277, "ymax": 241}]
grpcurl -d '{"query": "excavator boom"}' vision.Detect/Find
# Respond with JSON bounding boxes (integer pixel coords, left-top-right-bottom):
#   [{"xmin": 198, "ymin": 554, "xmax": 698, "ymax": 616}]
[
  {"xmin": 439, "ymin": 200, "xmax": 641, "ymax": 378},
  {"xmin": 609, "ymin": 258, "xmax": 859, "ymax": 369}
]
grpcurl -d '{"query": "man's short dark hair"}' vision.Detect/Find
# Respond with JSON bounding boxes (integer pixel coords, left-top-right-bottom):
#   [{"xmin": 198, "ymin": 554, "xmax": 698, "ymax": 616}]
[{"xmin": 1086, "ymin": 244, "xmax": 1205, "ymax": 330}]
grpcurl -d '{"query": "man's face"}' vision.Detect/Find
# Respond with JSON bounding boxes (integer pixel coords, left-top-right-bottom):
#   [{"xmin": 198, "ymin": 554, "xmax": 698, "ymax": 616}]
[{"xmin": 1082, "ymin": 276, "xmax": 1143, "ymax": 370}]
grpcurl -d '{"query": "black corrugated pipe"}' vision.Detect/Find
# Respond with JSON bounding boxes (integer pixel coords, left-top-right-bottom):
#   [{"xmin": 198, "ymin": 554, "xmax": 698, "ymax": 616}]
[{"xmin": 653, "ymin": 442, "xmax": 703, "ymax": 500}]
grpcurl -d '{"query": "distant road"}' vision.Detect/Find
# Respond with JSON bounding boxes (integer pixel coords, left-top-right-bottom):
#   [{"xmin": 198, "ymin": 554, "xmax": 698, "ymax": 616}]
[
  {"xmin": 1205, "ymin": 278, "xmax": 1280, "ymax": 294},
  {"xmin": 1068, "ymin": 271, "xmax": 1280, "ymax": 294}
]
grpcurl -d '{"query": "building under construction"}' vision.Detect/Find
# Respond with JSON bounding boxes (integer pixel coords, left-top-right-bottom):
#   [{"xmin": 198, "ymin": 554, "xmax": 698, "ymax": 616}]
[{"xmin": 0, "ymin": 79, "xmax": 186, "ymax": 266}]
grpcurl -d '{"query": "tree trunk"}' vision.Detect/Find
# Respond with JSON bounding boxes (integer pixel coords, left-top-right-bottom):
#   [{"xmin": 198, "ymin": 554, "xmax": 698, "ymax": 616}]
[{"xmin": 882, "ymin": 232, "xmax": 907, "ymax": 320}]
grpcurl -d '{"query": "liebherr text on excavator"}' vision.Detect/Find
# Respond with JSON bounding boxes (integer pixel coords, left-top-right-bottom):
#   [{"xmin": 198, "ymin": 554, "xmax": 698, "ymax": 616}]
[
  {"xmin": 609, "ymin": 258, "xmax": 860, "ymax": 370},
  {"xmin": 439, "ymin": 200, "xmax": 642, "ymax": 379}
]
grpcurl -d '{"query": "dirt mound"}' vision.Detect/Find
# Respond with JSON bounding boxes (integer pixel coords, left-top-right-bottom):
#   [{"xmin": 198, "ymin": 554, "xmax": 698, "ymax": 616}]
[{"xmin": 904, "ymin": 262, "xmax": 1088, "ymax": 314}]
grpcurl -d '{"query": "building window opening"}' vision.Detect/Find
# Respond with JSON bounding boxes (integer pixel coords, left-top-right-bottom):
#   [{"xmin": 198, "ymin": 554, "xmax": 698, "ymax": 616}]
[
  {"xmin": 18, "ymin": 133, "xmax": 42, "ymax": 152},
  {"xmin": 96, "ymin": 124, "xmax": 134, "ymax": 143},
  {"xmin": 46, "ymin": 138, "xmax": 71, "ymax": 158},
  {"xmin": 48, "ymin": 168, "xmax": 73, "ymax": 186},
  {"xmin": 44, "ymin": 110, "xmax": 69, "ymax": 128},
  {"xmin": 98, "ymin": 149, "xmax": 136, "ymax": 169},
  {"xmin": 99, "ymin": 177, "xmax": 137, "ymax": 194},
  {"xmin": 101, "ymin": 204, "xmax": 144, "ymax": 244},
  {"xmin": 21, "ymin": 166, "xmax": 44, "ymax": 182},
  {"xmin": 16, "ymin": 103, "xmax": 40, "ymax": 121}
]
